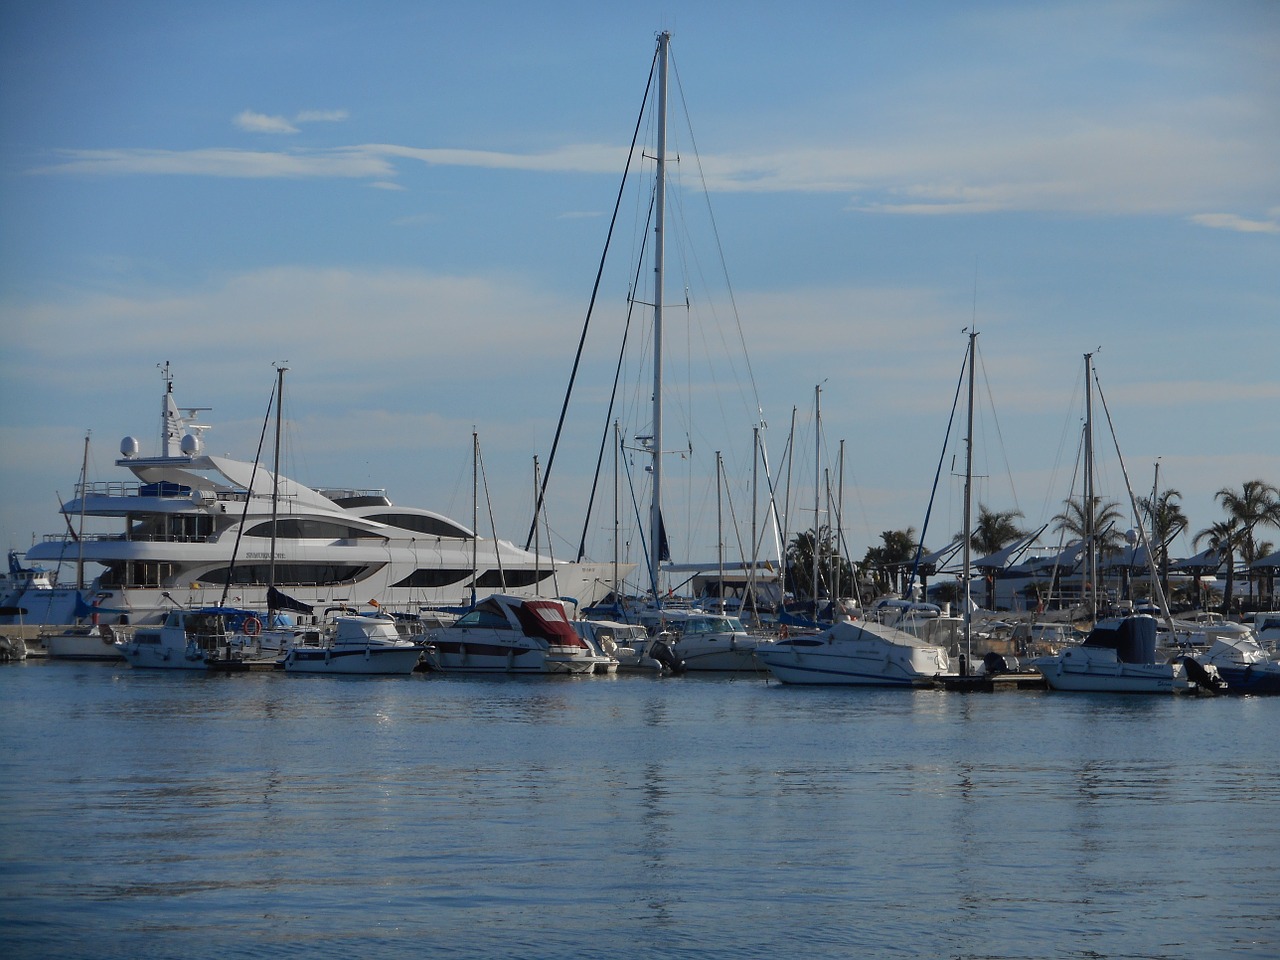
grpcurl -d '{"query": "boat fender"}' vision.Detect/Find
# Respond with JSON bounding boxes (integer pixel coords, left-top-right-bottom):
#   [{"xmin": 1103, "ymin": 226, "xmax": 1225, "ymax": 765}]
[{"xmin": 243, "ymin": 616, "xmax": 262, "ymax": 637}]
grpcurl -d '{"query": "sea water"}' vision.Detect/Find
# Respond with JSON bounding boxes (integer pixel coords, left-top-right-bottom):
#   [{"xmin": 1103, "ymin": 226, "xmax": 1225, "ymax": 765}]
[{"xmin": 1, "ymin": 660, "xmax": 1277, "ymax": 959}]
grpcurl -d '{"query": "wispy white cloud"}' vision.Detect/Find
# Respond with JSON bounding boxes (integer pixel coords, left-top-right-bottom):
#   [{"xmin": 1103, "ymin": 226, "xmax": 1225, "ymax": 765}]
[
  {"xmin": 33, "ymin": 147, "xmax": 394, "ymax": 179},
  {"xmin": 295, "ymin": 109, "xmax": 349, "ymax": 124},
  {"xmin": 1189, "ymin": 212, "xmax": 1280, "ymax": 234},
  {"xmin": 234, "ymin": 110, "xmax": 299, "ymax": 134},
  {"xmin": 234, "ymin": 108, "xmax": 349, "ymax": 133}
]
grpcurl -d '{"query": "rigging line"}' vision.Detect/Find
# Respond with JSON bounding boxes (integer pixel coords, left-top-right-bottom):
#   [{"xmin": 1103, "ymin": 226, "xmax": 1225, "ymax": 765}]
[
  {"xmin": 975, "ymin": 342, "xmax": 1022, "ymax": 517},
  {"xmin": 476, "ymin": 442, "xmax": 506, "ymax": 592},
  {"xmin": 905, "ymin": 346, "xmax": 968, "ymax": 598},
  {"xmin": 221, "ymin": 379, "xmax": 277, "ymax": 608},
  {"xmin": 670, "ymin": 54, "xmax": 764, "ymax": 421},
  {"xmin": 1092, "ymin": 366, "xmax": 1176, "ymax": 631},
  {"xmin": 620, "ymin": 435, "xmax": 655, "ymax": 598},
  {"xmin": 576, "ymin": 191, "xmax": 656, "ymax": 561},
  {"xmin": 524, "ymin": 43, "xmax": 658, "ymax": 552},
  {"xmin": 1045, "ymin": 422, "xmax": 1086, "ymax": 612}
]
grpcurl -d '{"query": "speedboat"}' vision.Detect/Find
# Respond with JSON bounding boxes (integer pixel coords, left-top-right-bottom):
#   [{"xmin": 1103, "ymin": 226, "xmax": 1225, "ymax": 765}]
[
  {"xmin": 43, "ymin": 623, "xmax": 126, "ymax": 661},
  {"xmin": 755, "ymin": 619, "xmax": 952, "ymax": 686},
  {"xmin": 573, "ymin": 619, "xmax": 677, "ymax": 673},
  {"xmin": 6, "ymin": 368, "xmax": 626, "ymax": 628},
  {"xmin": 281, "ymin": 616, "xmax": 423, "ymax": 676},
  {"xmin": 423, "ymin": 594, "xmax": 614, "ymax": 675},
  {"xmin": 1196, "ymin": 634, "xmax": 1280, "ymax": 695},
  {"xmin": 1037, "ymin": 615, "xmax": 1200, "ymax": 693},
  {"xmin": 636, "ymin": 608, "xmax": 771, "ymax": 672},
  {"xmin": 116, "ymin": 609, "xmax": 236, "ymax": 670}
]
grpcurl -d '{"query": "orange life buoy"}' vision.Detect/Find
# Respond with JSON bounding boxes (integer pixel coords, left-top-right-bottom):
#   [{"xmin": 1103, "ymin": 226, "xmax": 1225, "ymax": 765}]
[{"xmin": 243, "ymin": 616, "xmax": 262, "ymax": 637}]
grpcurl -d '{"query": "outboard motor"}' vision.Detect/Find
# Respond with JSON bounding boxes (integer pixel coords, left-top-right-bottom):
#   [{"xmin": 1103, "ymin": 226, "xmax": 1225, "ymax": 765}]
[
  {"xmin": 982, "ymin": 651, "xmax": 1015, "ymax": 676},
  {"xmin": 648, "ymin": 637, "xmax": 685, "ymax": 675},
  {"xmin": 1179, "ymin": 655, "xmax": 1226, "ymax": 694}
]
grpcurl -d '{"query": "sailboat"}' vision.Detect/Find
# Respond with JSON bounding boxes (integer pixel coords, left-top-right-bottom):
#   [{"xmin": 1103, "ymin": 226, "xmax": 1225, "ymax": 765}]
[
  {"xmin": 44, "ymin": 434, "xmax": 126, "ymax": 660},
  {"xmin": 1035, "ymin": 353, "xmax": 1213, "ymax": 694}
]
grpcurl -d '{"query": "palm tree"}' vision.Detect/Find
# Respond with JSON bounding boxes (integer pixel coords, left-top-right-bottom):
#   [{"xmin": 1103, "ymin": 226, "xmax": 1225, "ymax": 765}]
[
  {"xmin": 859, "ymin": 528, "xmax": 919, "ymax": 598},
  {"xmin": 1215, "ymin": 480, "xmax": 1280, "ymax": 610},
  {"xmin": 1194, "ymin": 518, "xmax": 1243, "ymax": 614},
  {"xmin": 787, "ymin": 526, "xmax": 853, "ymax": 609},
  {"xmin": 1051, "ymin": 495, "xmax": 1125, "ymax": 605},
  {"xmin": 1138, "ymin": 487, "xmax": 1187, "ymax": 600},
  {"xmin": 957, "ymin": 504, "xmax": 1027, "ymax": 610}
]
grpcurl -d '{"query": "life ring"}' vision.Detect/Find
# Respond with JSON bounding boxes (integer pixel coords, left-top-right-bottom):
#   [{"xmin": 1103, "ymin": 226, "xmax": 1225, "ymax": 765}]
[{"xmin": 243, "ymin": 616, "xmax": 262, "ymax": 637}]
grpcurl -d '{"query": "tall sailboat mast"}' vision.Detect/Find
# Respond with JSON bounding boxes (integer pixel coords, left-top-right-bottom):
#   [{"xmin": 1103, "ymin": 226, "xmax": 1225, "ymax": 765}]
[
  {"xmin": 1084, "ymin": 351, "xmax": 1096, "ymax": 623},
  {"xmin": 648, "ymin": 30, "xmax": 670, "ymax": 602},
  {"xmin": 962, "ymin": 331, "xmax": 976, "ymax": 668},
  {"xmin": 268, "ymin": 363, "xmax": 286, "ymax": 609}
]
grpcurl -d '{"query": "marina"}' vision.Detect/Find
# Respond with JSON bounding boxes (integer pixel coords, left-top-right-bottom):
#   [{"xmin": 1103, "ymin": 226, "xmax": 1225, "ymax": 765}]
[{"xmin": 2, "ymin": 14, "xmax": 1278, "ymax": 959}]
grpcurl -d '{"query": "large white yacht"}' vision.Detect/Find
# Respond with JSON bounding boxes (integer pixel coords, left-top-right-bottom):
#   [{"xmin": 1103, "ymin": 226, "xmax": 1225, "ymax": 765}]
[{"xmin": 7, "ymin": 369, "xmax": 624, "ymax": 626}]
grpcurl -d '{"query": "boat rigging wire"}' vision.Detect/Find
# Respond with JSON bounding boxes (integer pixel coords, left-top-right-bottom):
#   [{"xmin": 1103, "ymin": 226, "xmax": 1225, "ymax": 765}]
[{"xmin": 525, "ymin": 44, "xmax": 658, "ymax": 552}]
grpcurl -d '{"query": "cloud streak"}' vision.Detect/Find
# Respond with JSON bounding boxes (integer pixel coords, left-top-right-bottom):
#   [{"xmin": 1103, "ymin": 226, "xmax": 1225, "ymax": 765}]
[{"xmin": 29, "ymin": 106, "xmax": 1277, "ymax": 220}]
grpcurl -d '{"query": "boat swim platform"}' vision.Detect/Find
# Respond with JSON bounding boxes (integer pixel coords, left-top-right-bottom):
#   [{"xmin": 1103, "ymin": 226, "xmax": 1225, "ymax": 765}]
[
  {"xmin": 933, "ymin": 672, "xmax": 1047, "ymax": 692},
  {"xmin": 205, "ymin": 658, "xmax": 282, "ymax": 673}
]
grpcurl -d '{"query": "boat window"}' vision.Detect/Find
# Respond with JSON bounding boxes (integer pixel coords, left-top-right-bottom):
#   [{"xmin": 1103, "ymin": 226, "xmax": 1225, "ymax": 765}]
[
  {"xmin": 199, "ymin": 563, "xmax": 372, "ymax": 587},
  {"xmin": 365, "ymin": 513, "xmax": 474, "ymax": 539},
  {"xmin": 455, "ymin": 608, "xmax": 511, "ymax": 629},
  {"xmin": 391, "ymin": 569, "xmax": 472, "ymax": 588},
  {"xmin": 246, "ymin": 519, "xmax": 378, "ymax": 540},
  {"xmin": 473, "ymin": 569, "xmax": 553, "ymax": 588}
]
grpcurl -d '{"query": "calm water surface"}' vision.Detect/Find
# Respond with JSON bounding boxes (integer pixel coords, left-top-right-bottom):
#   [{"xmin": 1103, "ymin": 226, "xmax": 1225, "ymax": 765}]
[{"xmin": 1, "ymin": 660, "xmax": 1277, "ymax": 959}]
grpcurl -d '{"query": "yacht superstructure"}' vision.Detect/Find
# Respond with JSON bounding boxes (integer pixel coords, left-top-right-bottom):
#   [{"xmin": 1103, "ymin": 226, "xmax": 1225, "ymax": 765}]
[{"xmin": 7, "ymin": 370, "xmax": 623, "ymax": 626}]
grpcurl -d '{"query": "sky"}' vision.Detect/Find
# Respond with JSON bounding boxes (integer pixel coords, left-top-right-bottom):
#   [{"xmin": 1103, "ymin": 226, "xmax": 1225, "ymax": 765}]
[{"xmin": 1, "ymin": 0, "xmax": 1278, "ymax": 587}]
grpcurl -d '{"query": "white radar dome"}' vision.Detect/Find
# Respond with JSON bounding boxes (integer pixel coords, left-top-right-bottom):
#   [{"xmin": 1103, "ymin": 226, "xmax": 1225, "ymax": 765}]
[
  {"xmin": 180, "ymin": 433, "xmax": 202, "ymax": 456},
  {"xmin": 120, "ymin": 436, "xmax": 140, "ymax": 458}
]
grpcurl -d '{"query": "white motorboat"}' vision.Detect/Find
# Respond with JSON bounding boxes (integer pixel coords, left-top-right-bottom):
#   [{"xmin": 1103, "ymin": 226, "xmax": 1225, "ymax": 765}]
[
  {"xmin": 116, "ymin": 609, "xmax": 234, "ymax": 670},
  {"xmin": 423, "ymin": 594, "xmax": 615, "ymax": 675},
  {"xmin": 1195, "ymin": 633, "xmax": 1280, "ymax": 695},
  {"xmin": 1037, "ymin": 615, "xmax": 1196, "ymax": 693},
  {"xmin": 756, "ymin": 619, "xmax": 952, "ymax": 686},
  {"xmin": 636, "ymin": 608, "xmax": 771, "ymax": 672},
  {"xmin": 573, "ymin": 619, "xmax": 676, "ymax": 673},
  {"xmin": 281, "ymin": 616, "xmax": 423, "ymax": 676},
  {"xmin": 6, "ymin": 367, "xmax": 625, "ymax": 628},
  {"xmin": 43, "ymin": 623, "xmax": 126, "ymax": 661}
]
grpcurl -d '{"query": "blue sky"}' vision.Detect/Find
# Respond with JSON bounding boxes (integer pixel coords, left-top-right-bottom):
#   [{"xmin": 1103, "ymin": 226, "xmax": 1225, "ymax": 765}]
[{"xmin": 2, "ymin": 1, "xmax": 1277, "ymax": 581}]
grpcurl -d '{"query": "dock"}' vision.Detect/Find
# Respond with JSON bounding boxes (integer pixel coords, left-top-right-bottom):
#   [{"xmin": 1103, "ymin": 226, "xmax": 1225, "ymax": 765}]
[{"xmin": 936, "ymin": 672, "xmax": 1047, "ymax": 692}]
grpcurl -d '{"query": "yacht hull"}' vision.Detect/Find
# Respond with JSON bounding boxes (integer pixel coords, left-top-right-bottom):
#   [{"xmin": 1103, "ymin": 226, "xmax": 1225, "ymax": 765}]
[
  {"xmin": 283, "ymin": 646, "xmax": 422, "ymax": 676},
  {"xmin": 756, "ymin": 622, "xmax": 951, "ymax": 686}
]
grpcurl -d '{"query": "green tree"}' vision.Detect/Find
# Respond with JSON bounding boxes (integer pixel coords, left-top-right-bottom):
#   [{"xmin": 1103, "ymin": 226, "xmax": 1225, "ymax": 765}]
[
  {"xmin": 1215, "ymin": 480, "xmax": 1280, "ymax": 610},
  {"xmin": 786, "ymin": 525, "xmax": 854, "ymax": 606},
  {"xmin": 1194, "ymin": 518, "xmax": 1243, "ymax": 614},
  {"xmin": 957, "ymin": 504, "xmax": 1027, "ymax": 611},
  {"xmin": 1138, "ymin": 487, "xmax": 1187, "ymax": 600},
  {"xmin": 859, "ymin": 528, "xmax": 919, "ymax": 597},
  {"xmin": 1052, "ymin": 495, "xmax": 1125, "ymax": 603}
]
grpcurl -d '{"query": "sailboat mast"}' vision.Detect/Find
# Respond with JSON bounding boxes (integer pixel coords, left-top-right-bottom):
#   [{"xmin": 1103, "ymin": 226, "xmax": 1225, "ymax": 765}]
[
  {"xmin": 648, "ymin": 30, "xmax": 670, "ymax": 602},
  {"xmin": 613, "ymin": 421, "xmax": 621, "ymax": 609},
  {"xmin": 268, "ymin": 364, "xmax": 286, "ymax": 608},
  {"xmin": 76, "ymin": 431, "xmax": 90, "ymax": 593},
  {"xmin": 472, "ymin": 429, "xmax": 479, "ymax": 608},
  {"xmin": 812, "ymin": 384, "xmax": 821, "ymax": 617},
  {"xmin": 963, "ymin": 331, "xmax": 976, "ymax": 664},
  {"xmin": 716, "ymin": 451, "xmax": 724, "ymax": 611},
  {"xmin": 1084, "ymin": 351, "xmax": 1096, "ymax": 623}
]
